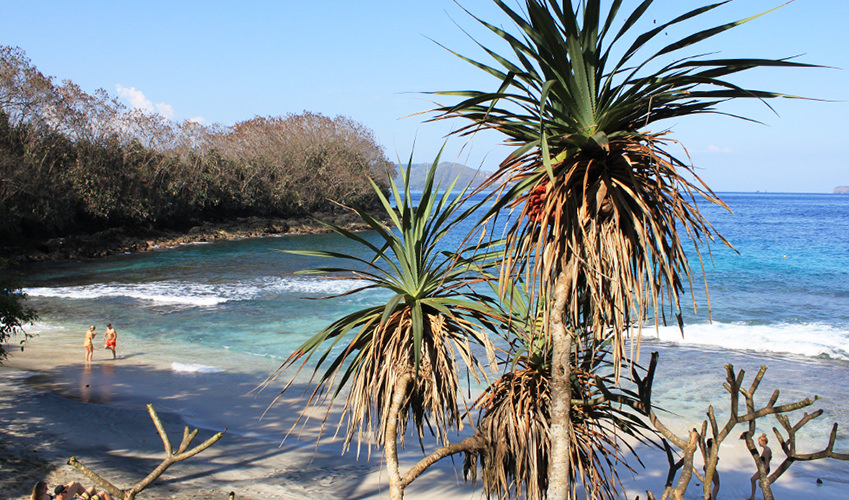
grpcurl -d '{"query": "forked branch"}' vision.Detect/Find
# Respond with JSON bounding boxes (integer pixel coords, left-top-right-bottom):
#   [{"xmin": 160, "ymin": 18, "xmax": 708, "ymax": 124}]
[
  {"xmin": 68, "ymin": 404, "xmax": 226, "ymax": 500},
  {"xmin": 624, "ymin": 354, "xmax": 847, "ymax": 500},
  {"xmin": 765, "ymin": 413, "xmax": 849, "ymax": 487}
]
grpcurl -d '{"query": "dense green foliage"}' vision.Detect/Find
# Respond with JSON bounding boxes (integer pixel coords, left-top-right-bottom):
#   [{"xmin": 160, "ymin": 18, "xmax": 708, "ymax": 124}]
[
  {"xmin": 0, "ymin": 259, "xmax": 37, "ymax": 361},
  {"xmin": 0, "ymin": 46, "xmax": 392, "ymax": 242}
]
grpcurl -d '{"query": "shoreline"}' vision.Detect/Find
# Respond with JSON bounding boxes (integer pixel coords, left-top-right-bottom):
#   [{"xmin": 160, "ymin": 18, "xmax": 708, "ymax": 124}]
[
  {"xmin": 3, "ymin": 337, "xmax": 848, "ymax": 499},
  {"xmin": 5, "ymin": 190, "xmax": 847, "ymax": 499},
  {"xmin": 2, "ymin": 212, "xmax": 381, "ymax": 265}
]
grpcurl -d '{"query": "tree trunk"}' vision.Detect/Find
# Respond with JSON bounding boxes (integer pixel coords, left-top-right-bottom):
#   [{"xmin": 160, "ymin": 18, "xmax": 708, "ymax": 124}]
[
  {"xmin": 547, "ymin": 272, "xmax": 574, "ymax": 500},
  {"xmin": 386, "ymin": 372, "xmax": 414, "ymax": 500}
]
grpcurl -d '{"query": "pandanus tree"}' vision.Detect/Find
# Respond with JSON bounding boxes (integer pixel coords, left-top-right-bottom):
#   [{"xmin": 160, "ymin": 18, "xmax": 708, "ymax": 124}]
[
  {"xmin": 431, "ymin": 0, "xmax": 815, "ymax": 498},
  {"xmin": 467, "ymin": 280, "xmax": 656, "ymax": 500},
  {"xmin": 267, "ymin": 155, "xmax": 501, "ymax": 500}
]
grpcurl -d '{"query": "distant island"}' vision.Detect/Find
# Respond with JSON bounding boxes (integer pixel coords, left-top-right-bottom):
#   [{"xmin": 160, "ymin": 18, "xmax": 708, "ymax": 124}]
[
  {"xmin": 834, "ymin": 186, "xmax": 849, "ymax": 194},
  {"xmin": 397, "ymin": 162, "xmax": 495, "ymax": 190}
]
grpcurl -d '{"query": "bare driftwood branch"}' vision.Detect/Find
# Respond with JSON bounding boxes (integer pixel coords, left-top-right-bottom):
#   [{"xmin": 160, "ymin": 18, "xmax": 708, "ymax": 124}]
[
  {"xmin": 657, "ymin": 430, "xmax": 699, "ymax": 500},
  {"xmin": 67, "ymin": 456, "xmax": 123, "ymax": 498},
  {"xmin": 767, "ymin": 414, "xmax": 849, "ymax": 486},
  {"xmin": 634, "ymin": 354, "xmax": 847, "ymax": 500},
  {"xmin": 660, "ymin": 439, "xmax": 683, "ymax": 490},
  {"xmin": 67, "ymin": 404, "xmax": 226, "ymax": 500}
]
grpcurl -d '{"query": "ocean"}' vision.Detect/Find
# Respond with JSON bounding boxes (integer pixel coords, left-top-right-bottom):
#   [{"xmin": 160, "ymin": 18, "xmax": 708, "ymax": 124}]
[{"xmin": 14, "ymin": 191, "xmax": 849, "ymax": 456}]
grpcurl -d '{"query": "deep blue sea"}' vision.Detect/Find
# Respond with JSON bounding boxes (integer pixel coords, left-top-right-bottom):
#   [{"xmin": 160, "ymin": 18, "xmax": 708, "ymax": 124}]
[{"xmin": 15, "ymin": 192, "xmax": 849, "ymax": 448}]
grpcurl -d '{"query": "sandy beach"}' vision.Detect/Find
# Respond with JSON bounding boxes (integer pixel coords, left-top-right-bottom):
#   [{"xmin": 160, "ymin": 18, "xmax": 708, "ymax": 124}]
[
  {"xmin": 0, "ymin": 337, "xmax": 489, "ymax": 500},
  {"xmin": 2, "ymin": 337, "xmax": 847, "ymax": 500}
]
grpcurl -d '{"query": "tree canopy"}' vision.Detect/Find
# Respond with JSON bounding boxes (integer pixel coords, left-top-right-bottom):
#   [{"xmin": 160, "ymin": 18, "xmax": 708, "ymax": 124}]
[
  {"xmin": 0, "ymin": 46, "xmax": 393, "ymax": 244},
  {"xmin": 0, "ymin": 259, "xmax": 37, "ymax": 361}
]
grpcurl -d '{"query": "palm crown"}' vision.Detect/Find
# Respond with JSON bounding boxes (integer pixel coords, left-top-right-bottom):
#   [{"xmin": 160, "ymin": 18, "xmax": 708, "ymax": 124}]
[
  {"xmin": 269, "ymin": 153, "xmax": 501, "ymax": 451},
  {"xmin": 432, "ymin": 0, "xmax": 816, "ymax": 368},
  {"xmin": 436, "ymin": 0, "xmax": 812, "ymax": 158}
]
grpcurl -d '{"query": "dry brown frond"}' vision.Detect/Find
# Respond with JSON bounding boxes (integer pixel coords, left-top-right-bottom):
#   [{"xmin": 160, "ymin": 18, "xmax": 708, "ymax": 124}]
[
  {"xmin": 342, "ymin": 307, "xmax": 488, "ymax": 452},
  {"xmin": 467, "ymin": 358, "xmax": 640, "ymax": 500},
  {"xmin": 485, "ymin": 134, "xmax": 729, "ymax": 375},
  {"xmin": 466, "ymin": 367, "xmax": 551, "ymax": 500}
]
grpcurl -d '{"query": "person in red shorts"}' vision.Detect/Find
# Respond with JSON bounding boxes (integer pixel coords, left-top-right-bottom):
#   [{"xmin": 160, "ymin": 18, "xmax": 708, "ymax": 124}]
[{"xmin": 103, "ymin": 323, "xmax": 118, "ymax": 359}]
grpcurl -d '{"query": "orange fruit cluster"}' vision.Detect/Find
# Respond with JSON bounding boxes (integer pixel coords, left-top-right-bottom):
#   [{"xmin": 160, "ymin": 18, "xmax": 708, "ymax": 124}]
[{"xmin": 526, "ymin": 183, "xmax": 548, "ymax": 222}]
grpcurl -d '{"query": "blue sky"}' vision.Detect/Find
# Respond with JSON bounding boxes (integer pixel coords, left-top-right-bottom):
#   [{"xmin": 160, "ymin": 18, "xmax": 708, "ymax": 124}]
[{"xmin": 1, "ymin": 0, "xmax": 846, "ymax": 192}]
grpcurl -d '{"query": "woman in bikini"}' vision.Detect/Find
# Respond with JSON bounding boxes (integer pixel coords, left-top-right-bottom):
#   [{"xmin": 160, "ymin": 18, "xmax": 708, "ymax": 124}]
[
  {"xmin": 83, "ymin": 325, "xmax": 96, "ymax": 363},
  {"xmin": 32, "ymin": 480, "xmax": 115, "ymax": 500},
  {"xmin": 103, "ymin": 323, "xmax": 117, "ymax": 359},
  {"xmin": 746, "ymin": 433, "xmax": 773, "ymax": 500}
]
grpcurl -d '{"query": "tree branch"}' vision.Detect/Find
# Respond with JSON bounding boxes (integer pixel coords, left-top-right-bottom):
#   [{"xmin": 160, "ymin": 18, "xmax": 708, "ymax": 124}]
[
  {"xmin": 400, "ymin": 434, "xmax": 486, "ymax": 487},
  {"xmin": 642, "ymin": 357, "xmax": 846, "ymax": 500},
  {"xmin": 67, "ymin": 457, "xmax": 123, "ymax": 498},
  {"xmin": 67, "ymin": 404, "xmax": 225, "ymax": 500}
]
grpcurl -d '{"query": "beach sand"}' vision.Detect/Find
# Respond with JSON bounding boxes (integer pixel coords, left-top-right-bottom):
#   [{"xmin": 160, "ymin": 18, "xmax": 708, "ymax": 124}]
[{"xmin": 2, "ymin": 339, "xmax": 847, "ymax": 500}]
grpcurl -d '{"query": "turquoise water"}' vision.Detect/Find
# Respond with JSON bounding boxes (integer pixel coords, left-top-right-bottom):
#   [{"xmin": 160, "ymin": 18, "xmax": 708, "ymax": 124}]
[
  {"xmin": 20, "ymin": 192, "xmax": 849, "ymax": 360},
  {"xmin": 15, "ymin": 192, "xmax": 849, "ymax": 448}
]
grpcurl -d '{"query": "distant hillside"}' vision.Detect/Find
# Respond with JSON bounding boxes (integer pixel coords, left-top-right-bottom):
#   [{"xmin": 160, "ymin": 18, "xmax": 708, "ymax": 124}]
[
  {"xmin": 834, "ymin": 186, "xmax": 849, "ymax": 194},
  {"xmin": 395, "ymin": 162, "xmax": 494, "ymax": 190}
]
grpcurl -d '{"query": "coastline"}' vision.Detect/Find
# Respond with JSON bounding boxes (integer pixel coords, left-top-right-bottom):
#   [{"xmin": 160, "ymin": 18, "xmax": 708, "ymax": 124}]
[
  {"xmin": 1, "ymin": 212, "xmax": 380, "ymax": 265},
  {"xmin": 3, "ymin": 337, "xmax": 848, "ymax": 499},
  {"xmin": 4, "ymin": 191, "xmax": 847, "ymax": 499}
]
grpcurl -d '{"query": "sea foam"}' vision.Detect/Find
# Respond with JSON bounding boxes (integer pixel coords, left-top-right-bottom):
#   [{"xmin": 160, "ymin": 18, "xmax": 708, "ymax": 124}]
[
  {"xmin": 171, "ymin": 362, "xmax": 224, "ymax": 374},
  {"xmin": 24, "ymin": 276, "xmax": 370, "ymax": 308},
  {"xmin": 649, "ymin": 321, "xmax": 849, "ymax": 361},
  {"xmin": 25, "ymin": 283, "xmax": 230, "ymax": 306}
]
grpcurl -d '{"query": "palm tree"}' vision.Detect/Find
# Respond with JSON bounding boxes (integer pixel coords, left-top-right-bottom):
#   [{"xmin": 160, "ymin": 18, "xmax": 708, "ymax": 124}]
[
  {"xmin": 431, "ymin": 1, "xmax": 816, "ymax": 498},
  {"xmin": 266, "ymin": 154, "xmax": 501, "ymax": 500}
]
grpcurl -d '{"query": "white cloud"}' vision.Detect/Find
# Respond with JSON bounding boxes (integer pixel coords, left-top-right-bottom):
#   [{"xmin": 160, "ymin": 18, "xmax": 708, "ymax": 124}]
[
  {"xmin": 155, "ymin": 102, "xmax": 174, "ymax": 119},
  {"xmin": 707, "ymin": 144, "xmax": 733, "ymax": 153},
  {"xmin": 116, "ymin": 84, "xmax": 150, "ymax": 110},
  {"xmin": 116, "ymin": 84, "xmax": 175, "ymax": 119},
  {"xmin": 188, "ymin": 116, "xmax": 207, "ymax": 124}
]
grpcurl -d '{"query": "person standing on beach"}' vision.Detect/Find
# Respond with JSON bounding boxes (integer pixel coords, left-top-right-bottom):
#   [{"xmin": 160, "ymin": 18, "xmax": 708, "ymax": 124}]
[
  {"xmin": 83, "ymin": 325, "xmax": 96, "ymax": 363},
  {"xmin": 103, "ymin": 323, "xmax": 117, "ymax": 359},
  {"xmin": 746, "ymin": 433, "xmax": 772, "ymax": 500}
]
